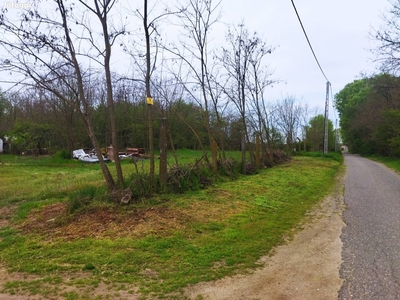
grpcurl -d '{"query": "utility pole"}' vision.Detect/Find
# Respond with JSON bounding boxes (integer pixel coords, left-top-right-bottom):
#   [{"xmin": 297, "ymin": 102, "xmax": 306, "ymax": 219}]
[
  {"xmin": 335, "ymin": 119, "xmax": 339, "ymax": 152},
  {"xmin": 323, "ymin": 81, "xmax": 330, "ymax": 155}
]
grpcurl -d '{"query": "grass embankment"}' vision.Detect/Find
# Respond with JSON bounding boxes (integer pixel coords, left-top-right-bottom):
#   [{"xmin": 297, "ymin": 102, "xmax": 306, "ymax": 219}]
[
  {"xmin": 0, "ymin": 150, "xmax": 343, "ymax": 299},
  {"xmin": 366, "ymin": 154, "xmax": 400, "ymax": 172}
]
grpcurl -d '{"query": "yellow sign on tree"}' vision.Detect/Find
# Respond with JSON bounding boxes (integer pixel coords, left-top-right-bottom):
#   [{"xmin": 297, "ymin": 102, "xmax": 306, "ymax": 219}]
[{"xmin": 146, "ymin": 97, "xmax": 153, "ymax": 105}]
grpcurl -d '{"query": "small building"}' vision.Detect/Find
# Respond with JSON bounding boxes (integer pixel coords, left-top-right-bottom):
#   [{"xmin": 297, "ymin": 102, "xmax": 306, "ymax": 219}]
[{"xmin": 0, "ymin": 137, "xmax": 11, "ymax": 154}]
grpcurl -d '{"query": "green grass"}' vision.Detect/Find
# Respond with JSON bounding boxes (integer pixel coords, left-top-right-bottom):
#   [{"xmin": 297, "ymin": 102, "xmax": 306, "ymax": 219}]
[
  {"xmin": 366, "ymin": 154, "xmax": 400, "ymax": 172},
  {"xmin": 296, "ymin": 151, "xmax": 344, "ymax": 163},
  {"xmin": 0, "ymin": 155, "xmax": 104, "ymax": 204},
  {"xmin": 0, "ymin": 151, "xmax": 343, "ymax": 299}
]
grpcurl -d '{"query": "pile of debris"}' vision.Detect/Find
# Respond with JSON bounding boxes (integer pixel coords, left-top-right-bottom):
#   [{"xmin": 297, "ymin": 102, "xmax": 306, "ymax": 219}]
[
  {"xmin": 72, "ymin": 147, "xmax": 148, "ymax": 163},
  {"xmin": 72, "ymin": 149, "xmax": 110, "ymax": 163}
]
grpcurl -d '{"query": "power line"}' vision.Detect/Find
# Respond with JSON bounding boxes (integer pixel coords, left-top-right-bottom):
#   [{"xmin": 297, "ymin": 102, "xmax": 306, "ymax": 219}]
[
  {"xmin": 290, "ymin": 0, "xmax": 334, "ymax": 153},
  {"xmin": 290, "ymin": 0, "xmax": 329, "ymax": 82}
]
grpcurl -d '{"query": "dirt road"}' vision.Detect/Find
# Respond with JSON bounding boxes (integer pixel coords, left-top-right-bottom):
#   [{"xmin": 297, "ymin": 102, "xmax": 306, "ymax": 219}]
[{"xmin": 185, "ymin": 173, "xmax": 345, "ymax": 300}]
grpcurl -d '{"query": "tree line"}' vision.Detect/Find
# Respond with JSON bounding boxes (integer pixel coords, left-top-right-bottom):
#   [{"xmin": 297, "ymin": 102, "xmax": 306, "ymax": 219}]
[
  {"xmin": 335, "ymin": 74, "xmax": 400, "ymax": 156},
  {"xmin": 0, "ymin": 82, "xmax": 329, "ymax": 158},
  {"xmin": 336, "ymin": 0, "xmax": 400, "ymax": 157}
]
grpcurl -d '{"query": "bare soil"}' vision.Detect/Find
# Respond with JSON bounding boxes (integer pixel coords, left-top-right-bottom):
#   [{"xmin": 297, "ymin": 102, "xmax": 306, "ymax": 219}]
[{"xmin": 0, "ymin": 175, "xmax": 345, "ymax": 300}]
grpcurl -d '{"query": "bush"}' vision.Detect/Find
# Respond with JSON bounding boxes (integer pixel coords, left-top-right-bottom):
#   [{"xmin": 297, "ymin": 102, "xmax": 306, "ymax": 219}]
[
  {"xmin": 52, "ymin": 149, "xmax": 71, "ymax": 160},
  {"xmin": 165, "ymin": 164, "xmax": 214, "ymax": 193},
  {"xmin": 218, "ymin": 157, "xmax": 240, "ymax": 177},
  {"xmin": 126, "ymin": 157, "xmax": 238, "ymax": 197},
  {"xmin": 126, "ymin": 173, "xmax": 153, "ymax": 200}
]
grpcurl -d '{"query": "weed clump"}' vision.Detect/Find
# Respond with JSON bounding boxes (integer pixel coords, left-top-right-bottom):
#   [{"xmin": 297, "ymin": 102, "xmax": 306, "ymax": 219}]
[{"xmin": 67, "ymin": 185, "xmax": 106, "ymax": 214}]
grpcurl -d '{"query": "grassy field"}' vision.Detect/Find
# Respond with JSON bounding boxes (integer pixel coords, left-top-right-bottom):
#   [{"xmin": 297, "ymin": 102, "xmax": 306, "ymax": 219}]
[{"xmin": 0, "ymin": 150, "xmax": 343, "ymax": 299}]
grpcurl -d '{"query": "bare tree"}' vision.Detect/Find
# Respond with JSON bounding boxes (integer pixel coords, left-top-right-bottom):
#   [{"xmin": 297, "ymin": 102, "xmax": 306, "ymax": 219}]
[
  {"xmin": 221, "ymin": 23, "xmax": 272, "ymax": 164},
  {"xmin": 143, "ymin": 0, "xmax": 156, "ymax": 186},
  {"xmin": 166, "ymin": 0, "xmax": 222, "ymax": 172},
  {"xmin": 150, "ymin": 76, "xmax": 186, "ymax": 184},
  {"xmin": 123, "ymin": 0, "xmax": 180, "ymax": 186},
  {"xmin": 0, "ymin": 0, "xmax": 126, "ymax": 191},
  {"xmin": 78, "ymin": 0, "xmax": 125, "ymax": 187},
  {"xmin": 274, "ymin": 96, "xmax": 303, "ymax": 155},
  {"xmin": 373, "ymin": 1, "xmax": 400, "ymax": 73},
  {"xmin": 245, "ymin": 38, "xmax": 275, "ymax": 166}
]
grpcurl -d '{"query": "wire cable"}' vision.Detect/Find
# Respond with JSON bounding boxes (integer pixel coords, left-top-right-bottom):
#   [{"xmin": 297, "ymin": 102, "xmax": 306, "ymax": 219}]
[{"xmin": 290, "ymin": 0, "xmax": 329, "ymax": 82}]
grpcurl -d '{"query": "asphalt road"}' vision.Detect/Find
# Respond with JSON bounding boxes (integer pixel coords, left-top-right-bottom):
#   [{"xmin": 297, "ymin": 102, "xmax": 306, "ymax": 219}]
[{"xmin": 339, "ymin": 154, "xmax": 400, "ymax": 300}]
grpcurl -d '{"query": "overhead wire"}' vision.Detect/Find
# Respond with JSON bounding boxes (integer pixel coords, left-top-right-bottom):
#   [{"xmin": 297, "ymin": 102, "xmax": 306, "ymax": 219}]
[
  {"xmin": 290, "ymin": 0, "xmax": 341, "ymax": 149},
  {"xmin": 290, "ymin": 0, "xmax": 329, "ymax": 83},
  {"xmin": 290, "ymin": 0, "xmax": 337, "ymax": 119}
]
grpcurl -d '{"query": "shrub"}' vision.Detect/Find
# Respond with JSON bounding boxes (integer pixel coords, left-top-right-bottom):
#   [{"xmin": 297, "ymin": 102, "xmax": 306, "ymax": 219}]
[{"xmin": 52, "ymin": 149, "xmax": 71, "ymax": 160}]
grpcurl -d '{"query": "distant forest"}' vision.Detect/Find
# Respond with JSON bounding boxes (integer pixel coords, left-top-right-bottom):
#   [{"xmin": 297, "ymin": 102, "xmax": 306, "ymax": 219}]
[{"xmin": 0, "ymin": 84, "xmax": 333, "ymax": 156}]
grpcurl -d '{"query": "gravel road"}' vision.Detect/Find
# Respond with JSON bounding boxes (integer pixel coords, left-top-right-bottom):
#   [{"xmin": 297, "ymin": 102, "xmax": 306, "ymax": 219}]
[{"xmin": 339, "ymin": 154, "xmax": 400, "ymax": 299}]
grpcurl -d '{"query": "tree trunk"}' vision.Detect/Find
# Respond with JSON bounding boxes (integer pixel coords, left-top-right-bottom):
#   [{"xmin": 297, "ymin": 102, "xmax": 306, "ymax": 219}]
[
  {"xmin": 59, "ymin": 1, "xmax": 117, "ymax": 191},
  {"xmin": 255, "ymin": 134, "xmax": 260, "ymax": 169},
  {"xmin": 159, "ymin": 117, "xmax": 168, "ymax": 190},
  {"xmin": 84, "ymin": 115, "xmax": 116, "ymax": 191},
  {"xmin": 99, "ymin": 4, "xmax": 124, "ymax": 187},
  {"xmin": 144, "ymin": 0, "xmax": 155, "ymax": 187},
  {"xmin": 241, "ymin": 132, "xmax": 246, "ymax": 174},
  {"xmin": 168, "ymin": 129, "xmax": 179, "ymax": 167}
]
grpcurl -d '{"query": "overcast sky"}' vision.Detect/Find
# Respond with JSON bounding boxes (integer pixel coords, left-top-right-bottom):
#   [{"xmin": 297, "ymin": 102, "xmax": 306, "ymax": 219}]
[{"xmin": 218, "ymin": 0, "xmax": 392, "ymax": 121}]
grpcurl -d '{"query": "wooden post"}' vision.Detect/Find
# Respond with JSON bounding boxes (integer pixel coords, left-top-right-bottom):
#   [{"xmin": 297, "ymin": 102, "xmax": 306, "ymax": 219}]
[
  {"xmin": 241, "ymin": 132, "xmax": 246, "ymax": 174},
  {"xmin": 256, "ymin": 134, "xmax": 260, "ymax": 169},
  {"xmin": 297, "ymin": 137, "xmax": 301, "ymax": 154},
  {"xmin": 211, "ymin": 140, "xmax": 218, "ymax": 173},
  {"xmin": 159, "ymin": 117, "xmax": 168, "ymax": 190}
]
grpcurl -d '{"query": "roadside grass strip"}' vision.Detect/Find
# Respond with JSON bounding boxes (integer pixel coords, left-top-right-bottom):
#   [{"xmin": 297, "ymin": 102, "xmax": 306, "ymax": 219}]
[{"xmin": 0, "ymin": 154, "xmax": 342, "ymax": 299}]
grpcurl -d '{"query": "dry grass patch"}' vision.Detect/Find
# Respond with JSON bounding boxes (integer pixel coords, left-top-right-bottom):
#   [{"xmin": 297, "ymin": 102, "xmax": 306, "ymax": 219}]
[{"xmin": 19, "ymin": 192, "xmax": 248, "ymax": 241}]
